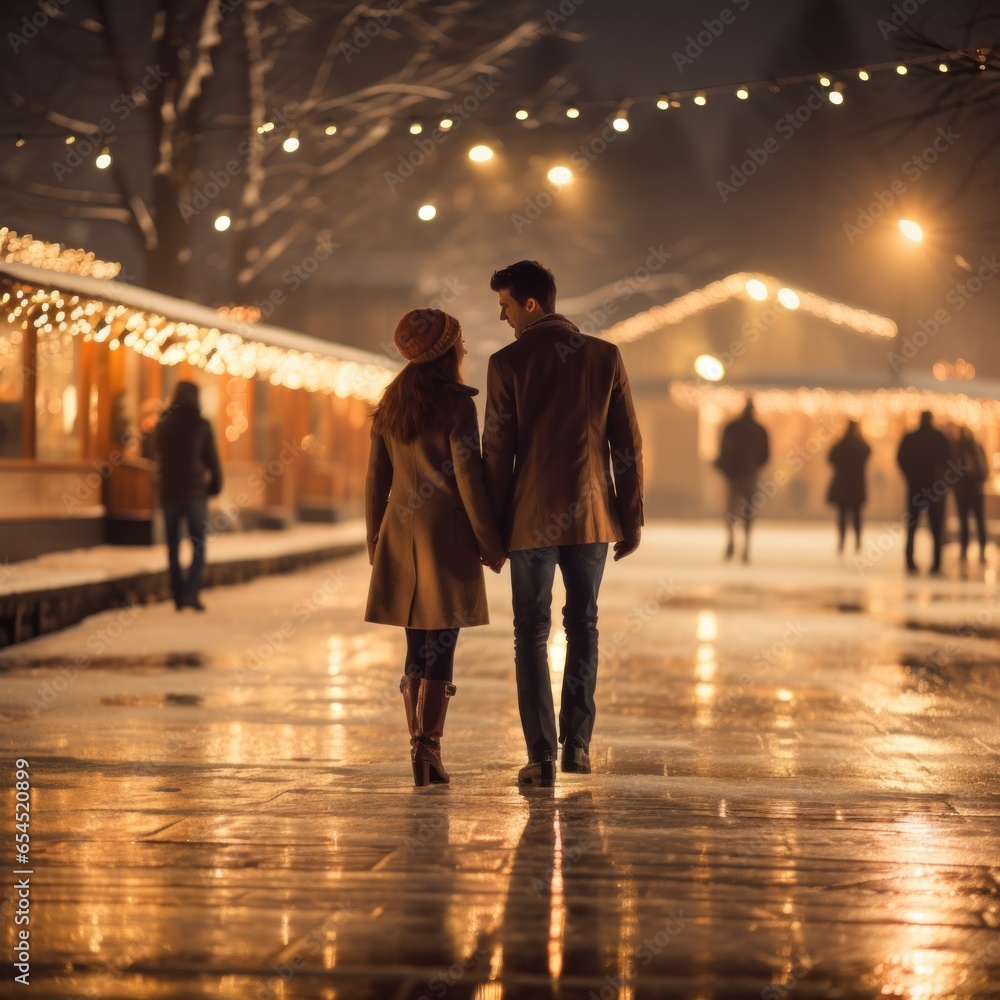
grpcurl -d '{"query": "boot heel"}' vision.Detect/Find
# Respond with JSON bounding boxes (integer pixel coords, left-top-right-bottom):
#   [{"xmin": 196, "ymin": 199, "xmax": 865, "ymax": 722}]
[{"xmin": 412, "ymin": 759, "xmax": 431, "ymax": 786}]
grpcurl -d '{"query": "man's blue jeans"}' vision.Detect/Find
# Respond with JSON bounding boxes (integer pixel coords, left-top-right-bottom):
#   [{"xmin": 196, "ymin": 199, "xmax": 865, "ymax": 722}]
[
  {"xmin": 163, "ymin": 500, "xmax": 208, "ymax": 608},
  {"xmin": 510, "ymin": 543, "xmax": 608, "ymax": 759}
]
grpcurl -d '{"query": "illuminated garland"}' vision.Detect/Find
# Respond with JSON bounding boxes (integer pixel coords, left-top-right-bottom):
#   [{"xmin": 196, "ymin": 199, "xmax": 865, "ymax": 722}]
[
  {"xmin": 601, "ymin": 272, "xmax": 897, "ymax": 344},
  {"xmin": 669, "ymin": 381, "xmax": 1000, "ymax": 430},
  {"xmin": 1, "ymin": 227, "xmax": 120, "ymax": 279},
  {"xmin": 1, "ymin": 282, "xmax": 395, "ymax": 403}
]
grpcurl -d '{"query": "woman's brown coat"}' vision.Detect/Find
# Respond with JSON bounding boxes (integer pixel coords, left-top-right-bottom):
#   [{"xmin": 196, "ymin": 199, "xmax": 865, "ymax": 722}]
[{"xmin": 365, "ymin": 383, "xmax": 505, "ymax": 629}]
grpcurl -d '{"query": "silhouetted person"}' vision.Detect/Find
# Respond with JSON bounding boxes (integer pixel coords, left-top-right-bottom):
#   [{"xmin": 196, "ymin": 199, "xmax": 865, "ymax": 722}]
[
  {"xmin": 715, "ymin": 399, "xmax": 769, "ymax": 563},
  {"xmin": 155, "ymin": 381, "xmax": 222, "ymax": 610},
  {"xmin": 896, "ymin": 411, "xmax": 951, "ymax": 575},
  {"xmin": 826, "ymin": 420, "xmax": 871, "ymax": 554},
  {"xmin": 952, "ymin": 425, "xmax": 989, "ymax": 565}
]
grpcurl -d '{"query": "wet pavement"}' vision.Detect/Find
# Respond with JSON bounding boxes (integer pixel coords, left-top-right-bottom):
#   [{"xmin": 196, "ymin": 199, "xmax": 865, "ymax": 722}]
[{"xmin": 1, "ymin": 521, "xmax": 999, "ymax": 999}]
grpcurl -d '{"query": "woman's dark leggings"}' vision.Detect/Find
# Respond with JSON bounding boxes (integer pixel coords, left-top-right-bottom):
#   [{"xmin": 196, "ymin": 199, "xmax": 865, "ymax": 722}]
[{"xmin": 404, "ymin": 628, "xmax": 459, "ymax": 683}]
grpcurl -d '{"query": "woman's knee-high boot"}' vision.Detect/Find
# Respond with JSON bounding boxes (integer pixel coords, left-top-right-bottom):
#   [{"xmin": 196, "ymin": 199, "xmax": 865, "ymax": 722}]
[
  {"xmin": 412, "ymin": 679, "xmax": 456, "ymax": 786},
  {"xmin": 400, "ymin": 674, "xmax": 420, "ymax": 762}
]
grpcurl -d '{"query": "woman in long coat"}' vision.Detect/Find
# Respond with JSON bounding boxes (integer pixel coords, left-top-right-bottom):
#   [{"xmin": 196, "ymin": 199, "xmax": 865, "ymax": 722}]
[
  {"xmin": 366, "ymin": 308, "xmax": 505, "ymax": 786},
  {"xmin": 826, "ymin": 420, "xmax": 871, "ymax": 554}
]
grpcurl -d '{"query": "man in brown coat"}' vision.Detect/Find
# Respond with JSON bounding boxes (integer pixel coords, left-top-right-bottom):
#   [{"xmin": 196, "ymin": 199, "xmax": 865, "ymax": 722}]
[{"xmin": 483, "ymin": 260, "xmax": 644, "ymax": 785}]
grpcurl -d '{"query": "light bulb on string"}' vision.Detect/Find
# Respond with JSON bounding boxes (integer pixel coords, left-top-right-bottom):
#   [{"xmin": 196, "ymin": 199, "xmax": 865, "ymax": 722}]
[
  {"xmin": 515, "ymin": 108, "xmax": 529, "ymax": 121},
  {"xmin": 938, "ymin": 62, "xmax": 949, "ymax": 72},
  {"xmin": 15, "ymin": 133, "xmax": 25, "ymax": 148},
  {"xmin": 96, "ymin": 147, "xmax": 112, "ymax": 169},
  {"xmin": 409, "ymin": 121, "xmax": 423, "ymax": 135},
  {"xmin": 439, "ymin": 117, "xmax": 454, "ymax": 131},
  {"xmin": 468, "ymin": 144, "xmax": 494, "ymax": 163},
  {"xmin": 736, "ymin": 86, "xmax": 749, "ymax": 100},
  {"xmin": 858, "ymin": 68, "xmax": 870, "ymax": 81},
  {"xmin": 819, "ymin": 74, "xmax": 831, "ymax": 87},
  {"xmin": 214, "ymin": 213, "xmax": 231, "ymax": 232},
  {"xmin": 895, "ymin": 64, "xmax": 908, "ymax": 75},
  {"xmin": 547, "ymin": 165, "xmax": 573, "ymax": 185},
  {"xmin": 612, "ymin": 107, "xmax": 629, "ymax": 131},
  {"xmin": 565, "ymin": 106, "xmax": 580, "ymax": 118},
  {"xmin": 417, "ymin": 204, "xmax": 436, "ymax": 221},
  {"xmin": 282, "ymin": 130, "xmax": 299, "ymax": 152},
  {"xmin": 325, "ymin": 124, "xmax": 338, "ymax": 135},
  {"xmin": 693, "ymin": 91, "xmax": 707, "ymax": 106},
  {"xmin": 829, "ymin": 85, "xmax": 844, "ymax": 105},
  {"xmin": 656, "ymin": 94, "xmax": 670, "ymax": 110}
]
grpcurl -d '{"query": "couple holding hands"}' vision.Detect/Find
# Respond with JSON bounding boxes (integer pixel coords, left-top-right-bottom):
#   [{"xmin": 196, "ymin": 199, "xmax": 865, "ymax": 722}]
[{"xmin": 365, "ymin": 260, "xmax": 644, "ymax": 787}]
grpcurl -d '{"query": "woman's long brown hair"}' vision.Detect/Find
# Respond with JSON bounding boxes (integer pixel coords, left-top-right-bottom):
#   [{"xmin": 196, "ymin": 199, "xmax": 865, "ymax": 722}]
[{"xmin": 371, "ymin": 345, "xmax": 462, "ymax": 442}]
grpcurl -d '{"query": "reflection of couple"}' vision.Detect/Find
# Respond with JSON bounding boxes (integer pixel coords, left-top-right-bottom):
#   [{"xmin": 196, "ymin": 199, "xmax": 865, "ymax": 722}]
[{"xmin": 364, "ymin": 260, "xmax": 644, "ymax": 787}]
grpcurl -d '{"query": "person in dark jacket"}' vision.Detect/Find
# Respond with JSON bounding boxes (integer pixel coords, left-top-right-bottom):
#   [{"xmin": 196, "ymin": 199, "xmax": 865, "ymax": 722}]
[
  {"xmin": 483, "ymin": 260, "xmax": 643, "ymax": 786},
  {"xmin": 897, "ymin": 410, "xmax": 952, "ymax": 574},
  {"xmin": 155, "ymin": 381, "xmax": 223, "ymax": 610},
  {"xmin": 715, "ymin": 398, "xmax": 769, "ymax": 563},
  {"xmin": 826, "ymin": 420, "xmax": 871, "ymax": 554},
  {"xmin": 951, "ymin": 425, "xmax": 989, "ymax": 565}
]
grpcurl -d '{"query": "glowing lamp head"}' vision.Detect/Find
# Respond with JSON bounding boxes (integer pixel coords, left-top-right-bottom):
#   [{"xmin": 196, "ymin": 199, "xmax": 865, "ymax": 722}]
[
  {"xmin": 468, "ymin": 144, "xmax": 494, "ymax": 163},
  {"xmin": 694, "ymin": 354, "xmax": 725, "ymax": 382},
  {"xmin": 96, "ymin": 147, "xmax": 112, "ymax": 169},
  {"xmin": 214, "ymin": 213, "xmax": 231, "ymax": 232},
  {"xmin": 417, "ymin": 204, "xmax": 436, "ymax": 221},
  {"xmin": 898, "ymin": 219, "xmax": 923, "ymax": 243}
]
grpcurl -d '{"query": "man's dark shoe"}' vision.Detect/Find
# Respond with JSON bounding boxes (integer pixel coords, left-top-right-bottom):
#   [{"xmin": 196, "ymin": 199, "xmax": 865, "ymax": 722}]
[
  {"xmin": 561, "ymin": 738, "xmax": 591, "ymax": 774},
  {"xmin": 186, "ymin": 598, "xmax": 206, "ymax": 612},
  {"xmin": 518, "ymin": 752, "xmax": 556, "ymax": 787}
]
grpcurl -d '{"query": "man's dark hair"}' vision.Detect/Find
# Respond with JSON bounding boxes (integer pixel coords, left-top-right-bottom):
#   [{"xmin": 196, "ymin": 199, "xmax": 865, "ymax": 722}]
[{"xmin": 490, "ymin": 260, "xmax": 557, "ymax": 313}]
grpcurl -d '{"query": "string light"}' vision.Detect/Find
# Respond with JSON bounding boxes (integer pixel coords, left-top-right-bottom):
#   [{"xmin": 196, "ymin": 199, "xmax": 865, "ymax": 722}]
[
  {"xmin": 858, "ymin": 69, "xmax": 870, "ymax": 81},
  {"xmin": 601, "ymin": 272, "xmax": 896, "ymax": 345},
  {"xmin": 15, "ymin": 133, "xmax": 25, "ymax": 148},
  {"xmin": 515, "ymin": 108, "xmax": 529, "ymax": 121},
  {"xmin": 409, "ymin": 121, "xmax": 423, "ymax": 135},
  {"xmin": 282, "ymin": 129, "xmax": 299, "ymax": 152},
  {"xmin": 0, "ymin": 228, "xmax": 120, "ymax": 278},
  {"xmin": 95, "ymin": 146, "xmax": 112, "ymax": 169},
  {"xmin": 214, "ymin": 213, "xmax": 231, "ymax": 232},
  {"xmin": 693, "ymin": 90, "xmax": 707, "ymax": 106},
  {"xmin": 325, "ymin": 124, "xmax": 338, "ymax": 135},
  {"xmin": 612, "ymin": 107, "xmax": 630, "ymax": 131},
  {"xmin": 565, "ymin": 106, "xmax": 580, "ymax": 118},
  {"xmin": 736, "ymin": 86, "xmax": 749, "ymax": 100},
  {"xmin": 547, "ymin": 165, "xmax": 573, "ymax": 185},
  {"xmin": 896, "ymin": 64, "xmax": 908, "ymax": 75},
  {"xmin": 257, "ymin": 120, "xmax": 275, "ymax": 134},
  {"xmin": 438, "ymin": 117, "xmax": 454, "ymax": 130},
  {"xmin": 938, "ymin": 62, "xmax": 948, "ymax": 72},
  {"xmin": 669, "ymin": 382, "xmax": 1000, "ymax": 432},
  {"xmin": 829, "ymin": 88, "xmax": 844, "ymax": 105},
  {"xmin": 656, "ymin": 95, "xmax": 670, "ymax": 109},
  {"xmin": 819, "ymin": 74, "xmax": 831, "ymax": 87},
  {"xmin": 417, "ymin": 204, "xmax": 436, "ymax": 221},
  {"xmin": 0, "ymin": 277, "xmax": 395, "ymax": 402},
  {"xmin": 468, "ymin": 144, "xmax": 494, "ymax": 162}
]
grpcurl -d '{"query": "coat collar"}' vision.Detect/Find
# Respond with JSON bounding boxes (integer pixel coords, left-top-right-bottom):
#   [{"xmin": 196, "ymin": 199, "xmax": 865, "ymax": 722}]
[
  {"xmin": 447, "ymin": 381, "xmax": 479, "ymax": 397},
  {"xmin": 520, "ymin": 312, "xmax": 581, "ymax": 338}
]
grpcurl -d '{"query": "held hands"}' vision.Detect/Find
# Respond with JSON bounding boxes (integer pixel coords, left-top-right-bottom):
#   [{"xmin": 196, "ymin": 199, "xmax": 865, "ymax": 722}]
[
  {"xmin": 613, "ymin": 531, "xmax": 640, "ymax": 561},
  {"xmin": 482, "ymin": 554, "xmax": 507, "ymax": 573}
]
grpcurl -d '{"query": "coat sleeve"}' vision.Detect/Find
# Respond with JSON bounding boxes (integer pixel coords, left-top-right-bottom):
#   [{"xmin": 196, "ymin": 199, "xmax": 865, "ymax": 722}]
[
  {"xmin": 606, "ymin": 347, "xmax": 644, "ymax": 538},
  {"xmin": 481, "ymin": 356, "xmax": 517, "ymax": 537},
  {"xmin": 203, "ymin": 421, "xmax": 223, "ymax": 496},
  {"xmin": 365, "ymin": 429, "xmax": 392, "ymax": 565},
  {"xmin": 451, "ymin": 398, "xmax": 506, "ymax": 564}
]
